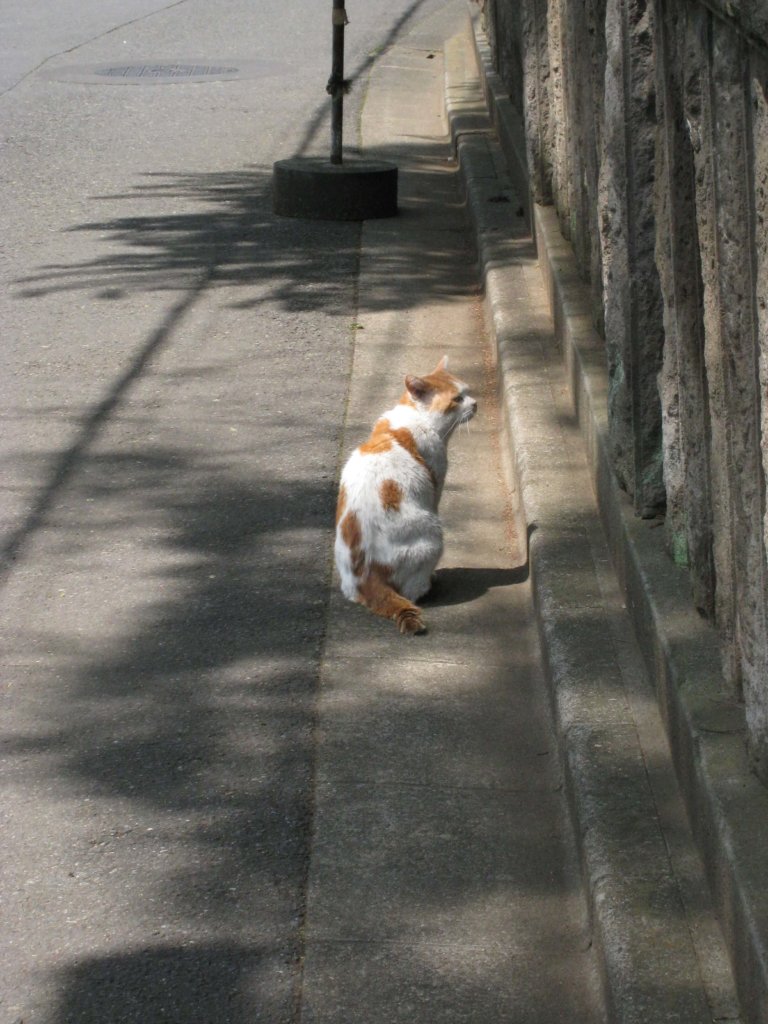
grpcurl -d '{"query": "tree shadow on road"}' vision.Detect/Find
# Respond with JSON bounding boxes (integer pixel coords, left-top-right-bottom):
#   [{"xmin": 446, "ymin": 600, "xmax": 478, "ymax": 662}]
[
  {"xmin": 2, "ymin": 114, "xmax": 530, "ymax": 1024},
  {"xmin": 3, "ymin": 443, "xmax": 331, "ymax": 1022},
  {"xmin": 49, "ymin": 943, "xmax": 297, "ymax": 1024},
  {"xmin": 13, "ymin": 160, "xmax": 472, "ymax": 312},
  {"xmin": 4, "ymin": 148, "xmax": 473, "ymax": 585}
]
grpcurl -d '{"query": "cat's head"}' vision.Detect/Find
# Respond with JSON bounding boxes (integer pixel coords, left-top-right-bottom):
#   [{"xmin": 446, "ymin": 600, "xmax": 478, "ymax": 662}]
[{"xmin": 403, "ymin": 356, "xmax": 478, "ymax": 437}]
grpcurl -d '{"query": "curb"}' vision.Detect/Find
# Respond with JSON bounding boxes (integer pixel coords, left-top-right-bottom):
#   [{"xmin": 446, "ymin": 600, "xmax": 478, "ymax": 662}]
[{"xmin": 444, "ymin": 10, "xmax": 768, "ymax": 1024}]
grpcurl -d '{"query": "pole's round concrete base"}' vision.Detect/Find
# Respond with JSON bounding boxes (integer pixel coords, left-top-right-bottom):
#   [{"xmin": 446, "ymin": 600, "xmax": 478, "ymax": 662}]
[{"xmin": 273, "ymin": 157, "xmax": 398, "ymax": 220}]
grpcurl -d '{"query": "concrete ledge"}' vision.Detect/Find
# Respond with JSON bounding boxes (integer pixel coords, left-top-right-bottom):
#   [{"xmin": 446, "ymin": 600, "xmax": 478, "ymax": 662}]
[
  {"xmin": 448, "ymin": 12, "xmax": 768, "ymax": 1024},
  {"xmin": 467, "ymin": 30, "xmax": 531, "ymax": 229},
  {"xmin": 535, "ymin": 198, "xmax": 768, "ymax": 1024}
]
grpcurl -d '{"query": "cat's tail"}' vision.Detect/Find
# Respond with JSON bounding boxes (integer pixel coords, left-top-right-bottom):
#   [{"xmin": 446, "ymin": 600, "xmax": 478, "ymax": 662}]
[{"xmin": 357, "ymin": 565, "xmax": 426, "ymax": 635}]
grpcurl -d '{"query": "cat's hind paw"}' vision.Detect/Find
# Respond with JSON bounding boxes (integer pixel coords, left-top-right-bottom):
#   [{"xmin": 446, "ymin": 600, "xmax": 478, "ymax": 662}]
[{"xmin": 396, "ymin": 607, "xmax": 427, "ymax": 636}]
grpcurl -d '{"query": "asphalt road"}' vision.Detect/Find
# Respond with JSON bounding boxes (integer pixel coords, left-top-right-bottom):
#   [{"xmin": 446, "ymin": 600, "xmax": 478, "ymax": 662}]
[{"xmin": 0, "ymin": 2, "xmax": 453, "ymax": 1021}]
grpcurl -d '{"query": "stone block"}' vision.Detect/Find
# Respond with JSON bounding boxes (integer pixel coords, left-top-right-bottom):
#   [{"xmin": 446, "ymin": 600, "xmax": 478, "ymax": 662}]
[{"xmin": 598, "ymin": 0, "xmax": 666, "ymax": 517}]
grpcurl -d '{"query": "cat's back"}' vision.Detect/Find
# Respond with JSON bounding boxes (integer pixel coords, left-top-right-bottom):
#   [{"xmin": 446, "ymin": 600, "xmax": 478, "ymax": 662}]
[
  {"xmin": 335, "ymin": 408, "xmax": 443, "ymax": 602},
  {"xmin": 339, "ymin": 410, "xmax": 437, "ymax": 518}
]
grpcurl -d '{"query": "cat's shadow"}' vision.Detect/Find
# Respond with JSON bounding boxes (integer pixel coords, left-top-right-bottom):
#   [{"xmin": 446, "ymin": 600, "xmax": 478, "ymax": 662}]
[{"xmin": 423, "ymin": 565, "xmax": 528, "ymax": 607}]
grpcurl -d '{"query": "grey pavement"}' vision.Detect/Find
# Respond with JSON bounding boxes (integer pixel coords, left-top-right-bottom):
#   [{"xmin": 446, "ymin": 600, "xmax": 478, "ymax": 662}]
[
  {"xmin": 303, "ymin": 7, "xmax": 604, "ymax": 1021},
  {"xmin": 0, "ymin": 2, "xmax": 447, "ymax": 1021},
  {"xmin": 0, "ymin": 1, "xmax": 745, "ymax": 1023}
]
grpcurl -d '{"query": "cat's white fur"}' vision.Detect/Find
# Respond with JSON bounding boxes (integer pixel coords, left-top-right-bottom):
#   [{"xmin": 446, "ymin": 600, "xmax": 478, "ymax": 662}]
[{"xmin": 335, "ymin": 356, "xmax": 477, "ymax": 633}]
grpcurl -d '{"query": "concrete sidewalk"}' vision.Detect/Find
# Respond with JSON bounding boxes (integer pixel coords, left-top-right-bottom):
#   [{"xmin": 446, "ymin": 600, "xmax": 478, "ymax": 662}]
[
  {"xmin": 301, "ymin": 5, "xmax": 604, "ymax": 1022},
  {"xmin": 299, "ymin": 2, "xmax": 742, "ymax": 1022}
]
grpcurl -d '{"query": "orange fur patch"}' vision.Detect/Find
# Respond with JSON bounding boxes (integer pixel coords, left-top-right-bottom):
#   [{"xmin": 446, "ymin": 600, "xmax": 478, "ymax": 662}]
[
  {"xmin": 359, "ymin": 420, "xmax": 437, "ymax": 489},
  {"xmin": 360, "ymin": 418, "xmax": 393, "ymax": 455},
  {"xmin": 357, "ymin": 562, "xmax": 425, "ymax": 634},
  {"xmin": 430, "ymin": 388, "xmax": 460, "ymax": 413},
  {"xmin": 391, "ymin": 427, "xmax": 437, "ymax": 489},
  {"xmin": 340, "ymin": 510, "xmax": 365, "ymax": 577},
  {"xmin": 335, "ymin": 484, "xmax": 347, "ymax": 526},
  {"xmin": 390, "ymin": 426, "xmax": 422, "ymax": 464},
  {"xmin": 421, "ymin": 369, "xmax": 456, "ymax": 392},
  {"xmin": 379, "ymin": 479, "xmax": 403, "ymax": 512}
]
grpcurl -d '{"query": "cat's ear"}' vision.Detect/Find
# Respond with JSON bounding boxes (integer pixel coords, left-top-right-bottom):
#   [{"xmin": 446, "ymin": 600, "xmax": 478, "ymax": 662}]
[
  {"xmin": 405, "ymin": 374, "xmax": 431, "ymax": 402},
  {"xmin": 435, "ymin": 355, "xmax": 449, "ymax": 372}
]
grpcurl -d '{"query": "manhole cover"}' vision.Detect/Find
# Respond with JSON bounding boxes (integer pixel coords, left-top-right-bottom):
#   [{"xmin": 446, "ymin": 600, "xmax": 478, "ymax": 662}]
[
  {"xmin": 96, "ymin": 63, "xmax": 238, "ymax": 79},
  {"xmin": 40, "ymin": 58, "xmax": 284, "ymax": 85}
]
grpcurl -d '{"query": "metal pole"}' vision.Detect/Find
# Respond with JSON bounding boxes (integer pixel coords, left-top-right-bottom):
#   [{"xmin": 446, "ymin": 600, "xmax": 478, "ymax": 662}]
[{"xmin": 329, "ymin": 0, "xmax": 347, "ymax": 165}]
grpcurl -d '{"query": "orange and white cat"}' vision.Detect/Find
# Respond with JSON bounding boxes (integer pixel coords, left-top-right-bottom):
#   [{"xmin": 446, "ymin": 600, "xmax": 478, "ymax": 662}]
[{"xmin": 335, "ymin": 357, "xmax": 477, "ymax": 634}]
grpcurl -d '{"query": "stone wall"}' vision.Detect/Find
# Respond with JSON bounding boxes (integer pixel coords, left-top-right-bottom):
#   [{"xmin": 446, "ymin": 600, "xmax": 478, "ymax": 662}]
[{"xmin": 484, "ymin": 0, "xmax": 768, "ymax": 782}]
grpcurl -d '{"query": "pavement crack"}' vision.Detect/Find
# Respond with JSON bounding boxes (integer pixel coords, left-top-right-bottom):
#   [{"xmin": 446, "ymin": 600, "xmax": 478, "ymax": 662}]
[{"xmin": 0, "ymin": 0, "xmax": 192, "ymax": 99}]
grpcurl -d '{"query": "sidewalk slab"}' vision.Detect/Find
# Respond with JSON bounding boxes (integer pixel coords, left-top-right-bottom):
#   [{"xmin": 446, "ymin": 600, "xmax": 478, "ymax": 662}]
[{"xmin": 301, "ymin": 4, "xmax": 605, "ymax": 1022}]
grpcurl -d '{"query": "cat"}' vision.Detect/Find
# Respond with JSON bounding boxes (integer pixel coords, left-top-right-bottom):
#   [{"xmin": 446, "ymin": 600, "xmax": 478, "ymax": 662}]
[{"xmin": 334, "ymin": 356, "xmax": 477, "ymax": 635}]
